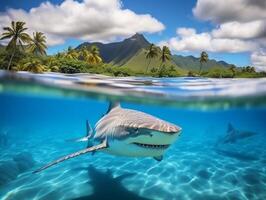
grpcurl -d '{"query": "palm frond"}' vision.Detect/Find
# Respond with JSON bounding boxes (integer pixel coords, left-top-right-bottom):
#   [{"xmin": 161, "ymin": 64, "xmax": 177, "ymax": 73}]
[{"xmin": 0, "ymin": 34, "xmax": 13, "ymax": 40}]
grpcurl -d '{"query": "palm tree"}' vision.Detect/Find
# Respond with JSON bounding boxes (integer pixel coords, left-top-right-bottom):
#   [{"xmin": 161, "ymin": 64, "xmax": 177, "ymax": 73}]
[
  {"xmin": 64, "ymin": 46, "xmax": 79, "ymax": 60},
  {"xmin": 78, "ymin": 46, "xmax": 102, "ymax": 64},
  {"xmin": 250, "ymin": 67, "xmax": 255, "ymax": 73},
  {"xmin": 199, "ymin": 51, "xmax": 208, "ymax": 75},
  {"xmin": 0, "ymin": 21, "xmax": 31, "ymax": 70},
  {"xmin": 79, "ymin": 47, "xmax": 89, "ymax": 59},
  {"xmin": 27, "ymin": 32, "xmax": 47, "ymax": 56},
  {"xmin": 244, "ymin": 66, "xmax": 256, "ymax": 73},
  {"xmin": 88, "ymin": 45, "xmax": 102, "ymax": 64},
  {"xmin": 229, "ymin": 65, "xmax": 237, "ymax": 77},
  {"xmin": 55, "ymin": 52, "xmax": 64, "ymax": 59},
  {"xmin": 145, "ymin": 43, "xmax": 159, "ymax": 73},
  {"xmin": 17, "ymin": 59, "xmax": 46, "ymax": 73},
  {"xmin": 159, "ymin": 46, "xmax": 171, "ymax": 69}
]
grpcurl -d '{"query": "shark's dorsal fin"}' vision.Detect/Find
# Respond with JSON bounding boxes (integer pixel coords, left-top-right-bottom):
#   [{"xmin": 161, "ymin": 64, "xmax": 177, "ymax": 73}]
[
  {"xmin": 106, "ymin": 101, "xmax": 121, "ymax": 114},
  {"xmin": 227, "ymin": 123, "xmax": 235, "ymax": 133}
]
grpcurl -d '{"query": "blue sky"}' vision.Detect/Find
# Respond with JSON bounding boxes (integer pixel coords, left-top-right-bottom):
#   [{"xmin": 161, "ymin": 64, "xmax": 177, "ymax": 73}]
[{"xmin": 0, "ymin": 0, "xmax": 265, "ymax": 69}]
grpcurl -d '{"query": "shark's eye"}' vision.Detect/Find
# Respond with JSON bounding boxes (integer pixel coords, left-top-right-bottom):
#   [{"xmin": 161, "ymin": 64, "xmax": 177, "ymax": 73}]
[{"xmin": 126, "ymin": 127, "xmax": 138, "ymax": 133}]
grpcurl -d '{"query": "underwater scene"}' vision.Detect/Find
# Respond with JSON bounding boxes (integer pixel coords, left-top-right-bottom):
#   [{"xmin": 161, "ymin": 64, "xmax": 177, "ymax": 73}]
[{"xmin": 0, "ymin": 71, "xmax": 266, "ymax": 200}]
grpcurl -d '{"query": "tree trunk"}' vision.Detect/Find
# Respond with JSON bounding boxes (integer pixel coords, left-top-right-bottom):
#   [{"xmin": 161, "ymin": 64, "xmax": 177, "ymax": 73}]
[
  {"xmin": 146, "ymin": 59, "xmax": 152, "ymax": 73},
  {"xmin": 7, "ymin": 50, "xmax": 15, "ymax": 70},
  {"xmin": 199, "ymin": 62, "xmax": 202, "ymax": 75},
  {"xmin": 158, "ymin": 62, "xmax": 164, "ymax": 77},
  {"xmin": 159, "ymin": 61, "xmax": 163, "ymax": 70}
]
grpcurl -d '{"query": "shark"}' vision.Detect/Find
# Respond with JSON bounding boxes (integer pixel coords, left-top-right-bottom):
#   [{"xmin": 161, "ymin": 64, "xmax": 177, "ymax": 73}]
[
  {"xmin": 0, "ymin": 130, "xmax": 8, "ymax": 147},
  {"xmin": 33, "ymin": 102, "xmax": 182, "ymax": 173},
  {"xmin": 217, "ymin": 123, "xmax": 257, "ymax": 144}
]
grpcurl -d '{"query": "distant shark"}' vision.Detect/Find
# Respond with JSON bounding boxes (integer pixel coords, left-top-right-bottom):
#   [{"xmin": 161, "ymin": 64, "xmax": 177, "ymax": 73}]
[
  {"xmin": 34, "ymin": 102, "xmax": 182, "ymax": 173},
  {"xmin": 217, "ymin": 123, "xmax": 257, "ymax": 145},
  {"xmin": 0, "ymin": 130, "xmax": 8, "ymax": 147}
]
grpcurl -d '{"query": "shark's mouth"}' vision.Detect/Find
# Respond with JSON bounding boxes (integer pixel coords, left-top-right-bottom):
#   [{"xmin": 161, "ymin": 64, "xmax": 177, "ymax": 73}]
[{"xmin": 132, "ymin": 142, "xmax": 170, "ymax": 149}]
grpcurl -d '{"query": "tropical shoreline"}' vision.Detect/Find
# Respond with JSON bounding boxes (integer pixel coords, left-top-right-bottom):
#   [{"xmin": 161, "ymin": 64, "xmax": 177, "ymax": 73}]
[{"xmin": 0, "ymin": 21, "xmax": 265, "ymax": 78}]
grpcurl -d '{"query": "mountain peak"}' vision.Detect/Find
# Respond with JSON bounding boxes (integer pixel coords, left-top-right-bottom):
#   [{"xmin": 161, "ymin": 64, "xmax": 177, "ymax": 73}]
[
  {"xmin": 126, "ymin": 33, "xmax": 149, "ymax": 44},
  {"xmin": 76, "ymin": 32, "xmax": 149, "ymax": 64},
  {"xmin": 131, "ymin": 33, "xmax": 144, "ymax": 39}
]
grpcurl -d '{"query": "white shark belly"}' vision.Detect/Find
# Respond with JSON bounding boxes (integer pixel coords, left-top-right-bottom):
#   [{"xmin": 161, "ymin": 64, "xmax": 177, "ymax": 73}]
[{"xmin": 101, "ymin": 140, "xmax": 165, "ymax": 157}]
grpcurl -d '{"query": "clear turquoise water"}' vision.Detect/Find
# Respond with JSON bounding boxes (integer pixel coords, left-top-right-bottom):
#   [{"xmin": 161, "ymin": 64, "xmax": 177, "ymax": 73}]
[{"xmin": 0, "ymin": 71, "xmax": 266, "ymax": 200}]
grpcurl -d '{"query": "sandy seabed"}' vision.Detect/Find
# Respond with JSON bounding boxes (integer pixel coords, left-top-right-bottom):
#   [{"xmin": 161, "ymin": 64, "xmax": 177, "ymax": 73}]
[{"xmin": 0, "ymin": 132, "xmax": 265, "ymax": 200}]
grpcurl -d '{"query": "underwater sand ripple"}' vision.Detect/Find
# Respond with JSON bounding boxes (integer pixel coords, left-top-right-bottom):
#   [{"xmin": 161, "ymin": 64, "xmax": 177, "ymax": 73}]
[{"xmin": 0, "ymin": 130, "xmax": 266, "ymax": 200}]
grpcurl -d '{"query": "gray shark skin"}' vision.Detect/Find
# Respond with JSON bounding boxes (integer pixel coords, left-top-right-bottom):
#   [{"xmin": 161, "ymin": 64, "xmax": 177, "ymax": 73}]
[
  {"xmin": 218, "ymin": 123, "xmax": 257, "ymax": 144},
  {"xmin": 33, "ymin": 102, "xmax": 182, "ymax": 173}
]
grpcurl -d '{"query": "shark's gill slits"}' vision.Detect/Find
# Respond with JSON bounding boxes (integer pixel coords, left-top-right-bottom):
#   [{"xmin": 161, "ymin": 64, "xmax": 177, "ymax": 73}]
[{"xmin": 132, "ymin": 142, "xmax": 170, "ymax": 149}]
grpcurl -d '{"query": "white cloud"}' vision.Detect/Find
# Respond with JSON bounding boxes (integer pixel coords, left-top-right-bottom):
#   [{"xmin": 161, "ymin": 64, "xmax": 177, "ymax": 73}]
[
  {"xmin": 251, "ymin": 50, "xmax": 266, "ymax": 71},
  {"xmin": 0, "ymin": 0, "xmax": 165, "ymax": 46},
  {"xmin": 212, "ymin": 20, "xmax": 266, "ymax": 39},
  {"xmin": 159, "ymin": 0, "xmax": 266, "ymax": 70},
  {"xmin": 193, "ymin": 0, "xmax": 266, "ymax": 23},
  {"xmin": 160, "ymin": 28, "xmax": 257, "ymax": 53},
  {"xmin": 177, "ymin": 28, "xmax": 196, "ymax": 37}
]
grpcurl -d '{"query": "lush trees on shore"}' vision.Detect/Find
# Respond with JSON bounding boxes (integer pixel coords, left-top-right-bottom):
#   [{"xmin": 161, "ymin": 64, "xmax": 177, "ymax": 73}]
[
  {"xmin": 0, "ymin": 21, "xmax": 103, "ymax": 73},
  {"xmin": 145, "ymin": 44, "xmax": 159, "ymax": 73},
  {"xmin": 199, "ymin": 51, "xmax": 208, "ymax": 75},
  {"xmin": 28, "ymin": 32, "xmax": 47, "ymax": 56},
  {"xmin": 0, "ymin": 21, "xmax": 264, "ymax": 78},
  {"xmin": 1, "ymin": 21, "xmax": 31, "ymax": 70}
]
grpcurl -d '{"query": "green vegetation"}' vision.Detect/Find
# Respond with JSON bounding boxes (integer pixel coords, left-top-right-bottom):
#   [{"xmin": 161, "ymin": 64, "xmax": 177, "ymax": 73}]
[
  {"xmin": 0, "ymin": 21, "xmax": 265, "ymax": 78},
  {"xmin": 120, "ymin": 48, "xmax": 187, "ymax": 76},
  {"xmin": 0, "ymin": 21, "xmax": 105, "ymax": 74},
  {"xmin": 28, "ymin": 32, "xmax": 47, "ymax": 56},
  {"xmin": 201, "ymin": 66, "xmax": 266, "ymax": 78},
  {"xmin": 1, "ymin": 21, "xmax": 31, "ymax": 70},
  {"xmin": 64, "ymin": 46, "xmax": 79, "ymax": 60},
  {"xmin": 199, "ymin": 51, "xmax": 208, "ymax": 75},
  {"xmin": 145, "ymin": 43, "xmax": 159, "ymax": 73},
  {"xmin": 159, "ymin": 46, "xmax": 171, "ymax": 67}
]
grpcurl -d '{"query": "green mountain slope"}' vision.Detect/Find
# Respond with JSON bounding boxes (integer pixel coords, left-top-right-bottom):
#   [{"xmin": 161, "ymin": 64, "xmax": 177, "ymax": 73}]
[
  {"xmin": 172, "ymin": 55, "xmax": 233, "ymax": 72},
  {"xmin": 122, "ymin": 49, "xmax": 187, "ymax": 74},
  {"xmin": 76, "ymin": 33, "xmax": 234, "ymax": 73}
]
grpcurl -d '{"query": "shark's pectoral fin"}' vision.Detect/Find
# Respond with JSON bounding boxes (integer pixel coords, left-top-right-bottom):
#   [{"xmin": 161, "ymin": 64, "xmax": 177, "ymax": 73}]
[
  {"xmin": 65, "ymin": 136, "xmax": 89, "ymax": 143},
  {"xmin": 153, "ymin": 155, "xmax": 163, "ymax": 162},
  {"xmin": 33, "ymin": 139, "xmax": 108, "ymax": 174}
]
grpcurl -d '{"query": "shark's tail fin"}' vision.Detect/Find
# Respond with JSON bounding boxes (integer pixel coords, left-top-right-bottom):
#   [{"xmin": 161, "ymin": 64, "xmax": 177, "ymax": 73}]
[
  {"xmin": 65, "ymin": 120, "xmax": 94, "ymax": 143},
  {"xmin": 227, "ymin": 123, "xmax": 235, "ymax": 133}
]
